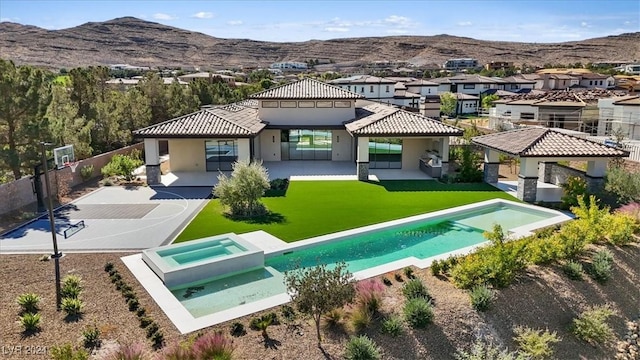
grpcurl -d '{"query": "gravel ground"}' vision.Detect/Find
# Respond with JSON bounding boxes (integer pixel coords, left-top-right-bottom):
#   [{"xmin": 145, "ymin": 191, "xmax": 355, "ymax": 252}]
[{"xmin": 2, "ymin": 243, "xmax": 638, "ymax": 359}]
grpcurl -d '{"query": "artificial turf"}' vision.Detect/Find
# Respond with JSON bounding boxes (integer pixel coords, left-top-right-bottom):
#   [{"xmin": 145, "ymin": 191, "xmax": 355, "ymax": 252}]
[{"xmin": 174, "ymin": 180, "xmax": 515, "ymax": 243}]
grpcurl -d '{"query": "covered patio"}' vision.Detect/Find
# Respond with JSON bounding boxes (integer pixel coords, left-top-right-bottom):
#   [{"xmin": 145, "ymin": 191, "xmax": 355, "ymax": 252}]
[{"xmin": 472, "ymin": 127, "xmax": 629, "ymax": 202}]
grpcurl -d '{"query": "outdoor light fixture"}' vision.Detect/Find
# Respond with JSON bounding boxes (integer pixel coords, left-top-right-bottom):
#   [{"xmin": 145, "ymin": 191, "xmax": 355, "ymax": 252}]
[{"xmin": 40, "ymin": 141, "xmax": 62, "ymax": 309}]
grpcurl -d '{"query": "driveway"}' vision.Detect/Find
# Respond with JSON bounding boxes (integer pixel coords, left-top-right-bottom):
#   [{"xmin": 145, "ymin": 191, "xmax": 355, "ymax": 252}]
[{"xmin": 0, "ymin": 186, "xmax": 211, "ymax": 253}]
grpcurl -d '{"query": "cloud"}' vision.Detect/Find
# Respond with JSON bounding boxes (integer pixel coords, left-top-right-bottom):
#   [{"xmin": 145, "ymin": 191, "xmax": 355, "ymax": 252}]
[
  {"xmin": 387, "ymin": 29, "xmax": 409, "ymax": 34},
  {"xmin": 1, "ymin": 17, "xmax": 19, "ymax": 22},
  {"xmin": 153, "ymin": 13, "xmax": 176, "ymax": 20},
  {"xmin": 457, "ymin": 21, "xmax": 473, "ymax": 26},
  {"xmin": 227, "ymin": 20, "xmax": 243, "ymax": 26},
  {"xmin": 580, "ymin": 21, "xmax": 588, "ymax": 27},
  {"xmin": 324, "ymin": 27, "xmax": 349, "ymax": 32},
  {"xmin": 623, "ymin": 20, "xmax": 632, "ymax": 25},
  {"xmin": 385, "ymin": 15, "xmax": 411, "ymax": 28},
  {"xmin": 192, "ymin": 12, "xmax": 214, "ymax": 19}
]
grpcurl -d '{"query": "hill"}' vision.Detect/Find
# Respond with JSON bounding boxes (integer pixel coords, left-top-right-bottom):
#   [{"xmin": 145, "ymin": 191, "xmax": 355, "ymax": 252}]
[{"xmin": 0, "ymin": 16, "xmax": 639, "ymax": 70}]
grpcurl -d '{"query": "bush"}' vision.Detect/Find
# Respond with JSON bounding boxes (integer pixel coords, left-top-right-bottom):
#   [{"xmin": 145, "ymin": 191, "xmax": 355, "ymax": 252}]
[
  {"xmin": 110, "ymin": 272, "xmax": 122, "ymax": 283},
  {"xmin": 455, "ymin": 340, "xmax": 528, "ymax": 360},
  {"xmin": 561, "ymin": 176, "xmax": 588, "ymax": 209},
  {"xmin": 403, "ymin": 267, "xmax": 415, "ymax": 279},
  {"xmin": 102, "ymin": 342, "xmax": 149, "ymax": 360},
  {"xmin": 394, "ymin": 273, "xmax": 403, "ymax": 282},
  {"xmin": 128, "ymin": 298, "xmax": 140, "ymax": 311},
  {"xmin": 356, "ymin": 279, "xmax": 385, "ymax": 315},
  {"xmin": 61, "ymin": 274, "xmax": 83, "ymax": 299},
  {"xmin": 50, "ymin": 344, "xmax": 89, "ymax": 360},
  {"xmin": 469, "ymin": 284, "xmax": 494, "ymax": 312},
  {"xmin": 281, "ymin": 305, "xmax": 296, "ymax": 322},
  {"xmin": 269, "ymin": 178, "xmax": 289, "ymax": 191},
  {"xmin": 513, "ymin": 326, "xmax": 560, "ymax": 360},
  {"xmin": 402, "ymin": 278, "xmax": 430, "ymax": 301},
  {"xmin": 571, "ymin": 305, "xmax": 616, "ymax": 345},
  {"xmin": 562, "ymin": 260, "xmax": 583, "ymax": 280},
  {"xmin": 145, "ymin": 322, "xmax": 159, "ymax": 338},
  {"xmin": 16, "ymin": 293, "xmax": 40, "ymax": 313},
  {"xmin": 590, "ymin": 249, "xmax": 614, "ymax": 283},
  {"xmin": 158, "ymin": 341, "xmax": 193, "ymax": 360},
  {"xmin": 104, "ymin": 262, "xmax": 114, "ymax": 272},
  {"xmin": 344, "ymin": 335, "xmax": 381, "ymax": 360},
  {"xmin": 213, "ymin": 159, "xmax": 270, "ymax": 218},
  {"xmin": 323, "ymin": 308, "xmax": 344, "ymax": 329},
  {"xmin": 230, "ymin": 322, "xmax": 246, "ymax": 337},
  {"xmin": 430, "ymin": 260, "xmax": 442, "ymax": 276},
  {"xmin": 150, "ymin": 331, "xmax": 164, "ymax": 348},
  {"xmin": 382, "ymin": 277, "xmax": 392, "ymax": 286},
  {"xmin": 80, "ymin": 164, "xmax": 94, "ymax": 181},
  {"xmin": 605, "ymin": 212, "xmax": 637, "ymax": 245},
  {"xmin": 61, "ymin": 297, "xmax": 83, "ymax": 317},
  {"xmin": 101, "ymin": 153, "xmax": 143, "ymax": 181},
  {"xmin": 136, "ymin": 307, "xmax": 146, "ymax": 318},
  {"xmin": 380, "ymin": 316, "xmax": 404, "ymax": 337},
  {"xmin": 618, "ymin": 202, "xmax": 640, "ymax": 223},
  {"xmin": 249, "ymin": 314, "xmax": 274, "ymax": 337},
  {"xmin": 192, "ymin": 331, "xmax": 234, "ymax": 360},
  {"xmin": 20, "ymin": 312, "xmax": 41, "ymax": 332},
  {"xmin": 139, "ymin": 316, "xmax": 153, "ymax": 328},
  {"xmin": 351, "ymin": 307, "xmax": 373, "ymax": 332},
  {"xmin": 82, "ymin": 324, "xmax": 101, "ymax": 348},
  {"xmin": 605, "ymin": 166, "xmax": 640, "ymax": 205},
  {"xmin": 403, "ymin": 297, "xmax": 434, "ymax": 329}
]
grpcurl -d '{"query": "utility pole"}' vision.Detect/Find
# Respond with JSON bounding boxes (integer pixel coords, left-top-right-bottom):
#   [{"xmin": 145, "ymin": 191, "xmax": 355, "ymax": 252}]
[{"xmin": 41, "ymin": 142, "xmax": 62, "ymax": 310}]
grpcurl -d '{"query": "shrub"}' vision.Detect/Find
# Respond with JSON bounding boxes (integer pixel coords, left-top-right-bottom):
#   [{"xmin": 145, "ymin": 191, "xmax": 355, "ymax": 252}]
[
  {"xmin": 380, "ymin": 316, "xmax": 404, "ymax": 337},
  {"xmin": 102, "ymin": 342, "xmax": 149, "ymax": 360},
  {"xmin": 527, "ymin": 236, "xmax": 563, "ymax": 265},
  {"xmin": 123, "ymin": 289, "xmax": 137, "ymax": 301},
  {"xmin": 110, "ymin": 272, "xmax": 122, "ymax": 283},
  {"xmin": 382, "ymin": 277, "xmax": 392, "ymax": 286},
  {"xmin": 61, "ymin": 297, "xmax": 83, "ymax": 317},
  {"xmin": 344, "ymin": 335, "xmax": 381, "ymax": 360},
  {"xmin": 230, "ymin": 322, "xmax": 246, "ymax": 337},
  {"xmin": 513, "ymin": 326, "xmax": 560, "ymax": 360},
  {"xmin": 394, "ymin": 273, "xmax": 403, "ymax": 282},
  {"xmin": 562, "ymin": 260, "xmax": 584, "ymax": 280},
  {"xmin": 561, "ymin": 176, "xmax": 588, "ymax": 209},
  {"xmin": 604, "ymin": 212, "xmax": 637, "ymax": 245},
  {"xmin": 145, "ymin": 322, "xmax": 159, "ymax": 338},
  {"xmin": 139, "ymin": 316, "xmax": 153, "ymax": 328},
  {"xmin": 101, "ymin": 153, "xmax": 143, "ymax": 181},
  {"xmin": 356, "ymin": 279, "xmax": 385, "ymax": 315},
  {"xmin": 571, "ymin": 305, "xmax": 616, "ymax": 345},
  {"xmin": 430, "ymin": 260, "xmax": 442, "ymax": 276},
  {"xmin": 151, "ymin": 331, "xmax": 164, "ymax": 348},
  {"xmin": 323, "ymin": 308, "xmax": 344, "ymax": 329},
  {"xmin": 213, "ymin": 159, "xmax": 270, "ymax": 218},
  {"xmin": 20, "ymin": 312, "xmax": 41, "ymax": 332},
  {"xmin": 605, "ymin": 166, "xmax": 640, "ymax": 205},
  {"xmin": 249, "ymin": 314, "xmax": 274, "ymax": 337},
  {"xmin": 192, "ymin": 331, "xmax": 234, "ymax": 360},
  {"xmin": 39, "ymin": 254, "xmax": 50, "ymax": 261},
  {"xmin": 617, "ymin": 202, "xmax": 640, "ymax": 222},
  {"xmin": 80, "ymin": 164, "xmax": 94, "ymax": 181},
  {"xmin": 281, "ymin": 305, "xmax": 296, "ymax": 322},
  {"xmin": 351, "ymin": 307, "xmax": 373, "ymax": 332},
  {"xmin": 403, "ymin": 267, "xmax": 415, "ymax": 279},
  {"xmin": 469, "ymin": 284, "xmax": 494, "ymax": 312},
  {"xmin": 590, "ymin": 249, "xmax": 614, "ymax": 283},
  {"xmin": 104, "ymin": 262, "xmax": 114, "ymax": 272},
  {"xmin": 16, "ymin": 293, "xmax": 40, "ymax": 313},
  {"xmin": 158, "ymin": 341, "xmax": 193, "ymax": 360},
  {"xmin": 403, "ymin": 297, "xmax": 434, "ymax": 329},
  {"xmin": 269, "ymin": 178, "xmax": 289, "ymax": 191},
  {"xmin": 82, "ymin": 324, "xmax": 101, "ymax": 348},
  {"xmin": 62, "ymin": 274, "xmax": 83, "ymax": 289},
  {"xmin": 454, "ymin": 340, "xmax": 527, "ymax": 360},
  {"xmin": 50, "ymin": 344, "xmax": 89, "ymax": 360},
  {"xmin": 402, "ymin": 278, "xmax": 431, "ymax": 301},
  {"xmin": 128, "ymin": 298, "xmax": 140, "ymax": 311},
  {"xmin": 136, "ymin": 307, "xmax": 146, "ymax": 318}
]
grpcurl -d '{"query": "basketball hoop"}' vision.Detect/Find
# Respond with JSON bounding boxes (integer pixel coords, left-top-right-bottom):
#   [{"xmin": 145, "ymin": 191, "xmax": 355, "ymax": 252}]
[{"xmin": 69, "ymin": 161, "xmax": 80, "ymax": 173}]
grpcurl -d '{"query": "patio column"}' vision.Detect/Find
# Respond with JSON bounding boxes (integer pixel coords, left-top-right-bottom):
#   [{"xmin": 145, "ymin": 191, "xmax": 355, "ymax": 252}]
[
  {"xmin": 483, "ymin": 148, "xmax": 500, "ymax": 183},
  {"xmin": 439, "ymin": 137, "xmax": 450, "ymax": 175},
  {"xmin": 517, "ymin": 157, "xmax": 539, "ymax": 202},
  {"xmin": 237, "ymin": 138, "xmax": 251, "ymax": 162},
  {"xmin": 144, "ymin": 138, "xmax": 161, "ymax": 185},
  {"xmin": 356, "ymin": 136, "xmax": 369, "ymax": 181},
  {"xmin": 538, "ymin": 162, "xmax": 555, "ymax": 183},
  {"xmin": 585, "ymin": 159, "xmax": 607, "ymax": 193}
]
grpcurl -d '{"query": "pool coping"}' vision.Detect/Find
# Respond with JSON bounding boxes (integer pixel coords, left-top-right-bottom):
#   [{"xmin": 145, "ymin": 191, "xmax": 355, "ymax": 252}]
[{"xmin": 122, "ymin": 198, "xmax": 574, "ymax": 334}]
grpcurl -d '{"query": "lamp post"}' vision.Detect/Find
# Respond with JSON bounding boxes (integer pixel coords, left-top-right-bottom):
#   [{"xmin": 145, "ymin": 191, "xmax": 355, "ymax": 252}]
[{"xmin": 40, "ymin": 142, "xmax": 62, "ymax": 310}]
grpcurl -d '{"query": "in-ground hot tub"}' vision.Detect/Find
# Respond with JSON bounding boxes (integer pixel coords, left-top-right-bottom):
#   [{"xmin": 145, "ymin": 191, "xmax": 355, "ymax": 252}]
[{"xmin": 142, "ymin": 233, "xmax": 264, "ymax": 287}]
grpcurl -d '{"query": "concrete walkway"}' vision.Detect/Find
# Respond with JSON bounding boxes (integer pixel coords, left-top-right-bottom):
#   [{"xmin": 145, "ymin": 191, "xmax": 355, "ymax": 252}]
[{"xmin": 493, "ymin": 180, "xmax": 563, "ymax": 202}]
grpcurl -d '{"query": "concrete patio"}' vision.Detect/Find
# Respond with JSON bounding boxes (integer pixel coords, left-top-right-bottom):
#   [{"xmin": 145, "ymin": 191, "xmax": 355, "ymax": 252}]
[{"xmin": 492, "ymin": 180, "xmax": 564, "ymax": 203}]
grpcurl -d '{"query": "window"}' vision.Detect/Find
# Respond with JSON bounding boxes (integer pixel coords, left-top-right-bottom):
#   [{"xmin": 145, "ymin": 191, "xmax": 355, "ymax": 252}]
[
  {"xmin": 599, "ymin": 80, "xmax": 603, "ymax": 85},
  {"xmin": 520, "ymin": 112, "xmax": 535, "ymax": 120},
  {"xmin": 347, "ymin": 85, "xmax": 351, "ymax": 91},
  {"xmin": 205, "ymin": 140, "xmax": 237, "ymax": 171},
  {"xmin": 361, "ymin": 87, "xmax": 365, "ymax": 93},
  {"xmin": 283, "ymin": 130, "xmax": 332, "ymax": 160},
  {"xmin": 316, "ymin": 101, "xmax": 333, "ymax": 108},
  {"xmin": 369, "ymin": 138, "xmax": 402, "ymax": 169},
  {"xmin": 427, "ymin": 88, "xmax": 431, "ymax": 93},
  {"xmin": 589, "ymin": 81, "xmax": 593, "ymax": 85},
  {"xmin": 280, "ymin": 101, "xmax": 297, "ymax": 108},
  {"xmin": 262, "ymin": 101, "xmax": 278, "ymax": 108},
  {"xmin": 370, "ymin": 85, "xmax": 374, "ymax": 92},
  {"xmin": 511, "ymin": 84, "xmax": 519, "ymax": 89},
  {"xmin": 334, "ymin": 101, "xmax": 351, "ymax": 108},
  {"xmin": 483, "ymin": 84, "xmax": 490, "ymax": 89},
  {"xmin": 298, "ymin": 101, "xmax": 315, "ymax": 108},
  {"xmin": 463, "ymin": 84, "xmax": 475, "ymax": 89},
  {"xmin": 385, "ymin": 85, "xmax": 390, "ymax": 93}
]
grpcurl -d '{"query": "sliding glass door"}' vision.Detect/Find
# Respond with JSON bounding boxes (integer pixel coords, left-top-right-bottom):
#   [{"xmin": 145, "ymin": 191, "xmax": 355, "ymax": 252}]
[
  {"xmin": 369, "ymin": 138, "xmax": 402, "ymax": 169},
  {"xmin": 281, "ymin": 129, "xmax": 332, "ymax": 160},
  {"xmin": 205, "ymin": 140, "xmax": 238, "ymax": 171}
]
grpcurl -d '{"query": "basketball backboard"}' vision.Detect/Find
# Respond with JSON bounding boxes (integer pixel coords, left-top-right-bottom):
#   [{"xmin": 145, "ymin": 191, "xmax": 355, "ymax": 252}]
[{"xmin": 53, "ymin": 145, "xmax": 75, "ymax": 169}]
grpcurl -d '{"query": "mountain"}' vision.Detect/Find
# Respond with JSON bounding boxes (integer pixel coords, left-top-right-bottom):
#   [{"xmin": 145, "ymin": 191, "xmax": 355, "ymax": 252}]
[{"xmin": 0, "ymin": 17, "xmax": 638, "ymax": 70}]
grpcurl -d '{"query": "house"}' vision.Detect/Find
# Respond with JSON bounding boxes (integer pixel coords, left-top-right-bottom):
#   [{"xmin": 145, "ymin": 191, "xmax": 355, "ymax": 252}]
[
  {"xmin": 540, "ymin": 74, "xmax": 579, "ymax": 90},
  {"xmin": 329, "ymin": 75, "xmax": 422, "ymax": 109},
  {"xmin": 484, "ymin": 61, "xmax": 512, "ymax": 71},
  {"xmin": 420, "ymin": 95, "xmax": 441, "ymax": 118},
  {"xmin": 597, "ymin": 95, "xmax": 640, "ymax": 139},
  {"xmin": 615, "ymin": 64, "xmax": 640, "ymax": 75},
  {"xmin": 404, "ymin": 79, "xmax": 439, "ymax": 96},
  {"xmin": 105, "ymin": 77, "xmax": 188, "ymax": 91},
  {"xmin": 270, "ymin": 62, "xmax": 308, "ymax": 71},
  {"xmin": 428, "ymin": 74, "xmax": 504, "ymax": 96},
  {"xmin": 178, "ymin": 72, "xmax": 236, "ymax": 86},
  {"xmin": 442, "ymin": 58, "xmax": 479, "ymax": 71},
  {"xmin": 516, "ymin": 74, "xmax": 545, "ymax": 89},
  {"xmin": 454, "ymin": 93, "xmax": 480, "ymax": 115},
  {"xmin": 134, "ymin": 78, "xmax": 463, "ymax": 185},
  {"xmin": 573, "ymin": 73, "xmax": 615, "ymax": 89},
  {"xmin": 500, "ymin": 76, "xmax": 537, "ymax": 92}
]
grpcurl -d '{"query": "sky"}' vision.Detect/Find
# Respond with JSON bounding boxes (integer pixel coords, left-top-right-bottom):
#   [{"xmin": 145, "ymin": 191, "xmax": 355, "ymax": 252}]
[{"xmin": 0, "ymin": 0, "xmax": 638, "ymax": 43}]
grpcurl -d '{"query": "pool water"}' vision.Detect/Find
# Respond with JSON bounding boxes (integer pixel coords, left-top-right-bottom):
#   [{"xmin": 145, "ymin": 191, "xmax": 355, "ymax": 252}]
[
  {"xmin": 156, "ymin": 238, "xmax": 246, "ymax": 267},
  {"xmin": 452, "ymin": 204, "xmax": 553, "ymax": 231}
]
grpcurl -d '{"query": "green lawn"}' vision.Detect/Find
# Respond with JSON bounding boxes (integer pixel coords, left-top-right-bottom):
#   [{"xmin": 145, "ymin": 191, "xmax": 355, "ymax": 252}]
[{"xmin": 175, "ymin": 180, "xmax": 514, "ymax": 243}]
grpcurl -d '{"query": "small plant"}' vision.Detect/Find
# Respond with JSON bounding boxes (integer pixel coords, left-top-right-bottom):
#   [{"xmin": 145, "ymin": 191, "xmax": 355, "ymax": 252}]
[
  {"xmin": 135, "ymin": 307, "xmax": 146, "ymax": 318},
  {"xmin": 356, "ymin": 279, "xmax": 385, "ymax": 315},
  {"xmin": 158, "ymin": 342, "xmax": 192, "ymax": 359},
  {"xmin": 150, "ymin": 331, "xmax": 164, "ymax": 348},
  {"xmin": 39, "ymin": 254, "xmax": 50, "ymax": 262},
  {"xmin": 192, "ymin": 331, "xmax": 234, "ymax": 360},
  {"xmin": 82, "ymin": 324, "xmax": 101, "ymax": 349},
  {"xmin": 139, "ymin": 316, "xmax": 153, "ymax": 328},
  {"xmin": 394, "ymin": 273, "xmax": 403, "ymax": 282},
  {"xmin": 380, "ymin": 316, "xmax": 404, "ymax": 337},
  {"xmin": 80, "ymin": 164, "xmax": 94, "ymax": 181},
  {"xmin": 430, "ymin": 260, "xmax": 442, "ymax": 276},
  {"xmin": 104, "ymin": 262, "xmax": 114, "ymax": 272},
  {"xmin": 381, "ymin": 277, "xmax": 392, "ymax": 286},
  {"xmin": 102, "ymin": 342, "xmax": 149, "ymax": 360},
  {"xmin": 61, "ymin": 297, "xmax": 83, "ymax": 317},
  {"xmin": 110, "ymin": 272, "xmax": 122, "ymax": 283},
  {"xmin": 50, "ymin": 344, "xmax": 89, "ymax": 360},
  {"xmin": 571, "ymin": 305, "xmax": 616, "ymax": 345},
  {"xmin": 230, "ymin": 322, "xmax": 246, "ymax": 337},
  {"xmin": 351, "ymin": 307, "xmax": 373, "ymax": 332},
  {"xmin": 402, "ymin": 278, "xmax": 431, "ymax": 301},
  {"xmin": 469, "ymin": 284, "xmax": 494, "ymax": 312},
  {"xmin": 122, "ymin": 289, "xmax": 137, "ymax": 301},
  {"xmin": 146, "ymin": 322, "xmax": 159, "ymax": 338},
  {"xmin": 403, "ymin": 267, "xmax": 415, "ymax": 279},
  {"xmin": 590, "ymin": 249, "xmax": 614, "ymax": 283},
  {"xmin": 344, "ymin": 335, "xmax": 381, "ymax": 360},
  {"xmin": 19, "ymin": 312, "xmax": 41, "ymax": 332},
  {"xmin": 249, "ymin": 314, "xmax": 273, "ymax": 337},
  {"xmin": 16, "ymin": 293, "xmax": 40, "ymax": 313},
  {"xmin": 323, "ymin": 308, "xmax": 344, "ymax": 329},
  {"xmin": 562, "ymin": 260, "xmax": 584, "ymax": 280},
  {"xmin": 454, "ymin": 340, "xmax": 526, "ymax": 360},
  {"xmin": 403, "ymin": 297, "xmax": 434, "ymax": 329},
  {"xmin": 62, "ymin": 274, "xmax": 83, "ymax": 291},
  {"xmin": 127, "ymin": 298, "xmax": 140, "ymax": 311},
  {"xmin": 114, "ymin": 280, "xmax": 126, "ymax": 291},
  {"xmin": 513, "ymin": 326, "xmax": 560, "ymax": 360},
  {"xmin": 281, "ymin": 304, "xmax": 296, "ymax": 322}
]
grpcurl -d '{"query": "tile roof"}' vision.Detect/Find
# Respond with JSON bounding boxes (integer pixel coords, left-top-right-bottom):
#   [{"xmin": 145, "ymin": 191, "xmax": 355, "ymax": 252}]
[
  {"xmin": 455, "ymin": 93, "xmax": 479, "ymax": 100},
  {"xmin": 251, "ymin": 78, "xmax": 364, "ymax": 99},
  {"xmin": 345, "ymin": 103, "xmax": 463, "ymax": 136},
  {"xmin": 428, "ymin": 74, "xmax": 505, "ymax": 84},
  {"xmin": 613, "ymin": 96, "xmax": 640, "ymax": 105},
  {"xmin": 133, "ymin": 104, "xmax": 264, "ymax": 138},
  {"xmin": 501, "ymin": 76, "xmax": 537, "ymax": 84},
  {"xmin": 405, "ymin": 79, "xmax": 439, "ymax": 86},
  {"xmin": 472, "ymin": 127, "xmax": 628, "ymax": 158}
]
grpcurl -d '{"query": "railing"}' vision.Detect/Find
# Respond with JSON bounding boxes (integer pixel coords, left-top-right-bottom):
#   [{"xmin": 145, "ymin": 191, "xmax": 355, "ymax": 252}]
[{"xmin": 587, "ymin": 136, "xmax": 640, "ymax": 163}]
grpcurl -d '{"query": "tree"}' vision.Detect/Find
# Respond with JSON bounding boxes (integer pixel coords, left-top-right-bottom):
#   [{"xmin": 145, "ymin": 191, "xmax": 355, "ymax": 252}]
[
  {"xmin": 284, "ymin": 262, "xmax": 355, "ymax": 347},
  {"xmin": 440, "ymin": 92, "xmax": 457, "ymax": 117},
  {"xmin": 481, "ymin": 94, "xmax": 499, "ymax": 110},
  {"xmin": 213, "ymin": 160, "xmax": 271, "ymax": 218},
  {"xmin": 46, "ymin": 85, "xmax": 94, "ymax": 158},
  {"xmin": 100, "ymin": 152, "xmax": 143, "ymax": 181},
  {"xmin": 165, "ymin": 81, "xmax": 200, "ymax": 118}
]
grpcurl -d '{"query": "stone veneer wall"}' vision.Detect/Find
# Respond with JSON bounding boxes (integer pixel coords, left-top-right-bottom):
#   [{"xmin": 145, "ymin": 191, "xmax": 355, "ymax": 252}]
[{"xmin": 541, "ymin": 163, "xmax": 588, "ymax": 186}]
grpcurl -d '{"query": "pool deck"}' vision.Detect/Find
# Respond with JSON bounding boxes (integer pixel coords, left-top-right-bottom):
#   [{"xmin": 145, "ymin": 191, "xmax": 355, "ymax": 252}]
[{"xmin": 122, "ymin": 198, "xmax": 573, "ymax": 334}]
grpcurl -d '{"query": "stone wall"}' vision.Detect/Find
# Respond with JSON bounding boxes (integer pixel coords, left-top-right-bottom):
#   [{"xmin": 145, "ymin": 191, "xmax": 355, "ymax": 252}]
[
  {"xmin": 541, "ymin": 162, "xmax": 587, "ymax": 186},
  {"xmin": 0, "ymin": 143, "xmax": 143, "ymax": 215}
]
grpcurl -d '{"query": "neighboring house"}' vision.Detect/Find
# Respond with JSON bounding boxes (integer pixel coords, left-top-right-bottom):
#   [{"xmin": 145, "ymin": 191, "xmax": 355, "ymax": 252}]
[
  {"xmin": 404, "ymin": 79, "xmax": 439, "ymax": 96},
  {"xmin": 615, "ymin": 64, "xmax": 640, "ymax": 75},
  {"xmin": 109, "ymin": 63, "xmax": 151, "ymax": 71},
  {"xmin": 597, "ymin": 95, "xmax": 640, "ymax": 139},
  {"xmin": 428, "ymin": 74, "xmax": 504, "ymax": 96},
  {"xmin": 270, "ymin": 62, "xmax": 308, "ymax": 71},
  {"xmin": 330, "ymin": 75, "xmax": 422, "ymax": 109},
  {"xmin": 455, "ymin": 93, "xmax": 480, "ymax": 115},
  {"xmin": 105, "ymin": 77, "xmax": 188, "ymax": 90},
  {"xmin": 516, "ymin": 74, "xmax": 545, "ymax": 89},
  {"xmin": 178, "ymin": 72, "xmax": 236, "ymax": 86},
  {"xmin": 134, "ymin": 78, "xmax": 463, "ymax": 185},
  {"xmin": 501, "ymin": 76, "xmax": 537, "ymax": 91},
  {"xmin": 484, "ymin": 61, "xmax": 512, "ymax": 71},
  {"xmin": 442, "ymin": 58, "xmax": 479, "ymax": 71},
  {"xmin": 540, "ymin": 74, "xmax": 579, "ymax": 90},
  {"xmin": 573, "ymin": 73, "xmax": 614, "ymax": 89}
]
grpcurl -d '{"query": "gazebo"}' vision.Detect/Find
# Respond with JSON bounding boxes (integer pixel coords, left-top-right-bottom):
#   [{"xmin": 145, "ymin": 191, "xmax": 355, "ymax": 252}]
[{"xmin": 472, "ymin": 127, "xmax": 629, "ymax": 202}]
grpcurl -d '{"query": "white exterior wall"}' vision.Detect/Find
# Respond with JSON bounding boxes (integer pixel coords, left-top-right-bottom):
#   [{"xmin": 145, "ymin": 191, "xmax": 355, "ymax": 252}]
[
  {"xmin": 597, "ymin": 98, "xmax": 616, "ymax": 136},
  {"xmin": 331, "ymin": 129, "xmax": 353, "ymax": 161},
  {"xmin": 580, "ymin": 78, "xmax": 607, "ymax": 88},
  {"xmin": 406, "ymin": 85, "xmax": 438, "ymax": 96},
  {"xmin": 237, "ymin": 138, "xmax": 251, "ymax": 162},
  {"xmin": 510, "ymin": 104, "xmax": 539, "ymax": 121},
  {"xmin": 169, "ymin": 139, "xmax": 206, "ymax": 172},
  {"xmin": 259, "ymin": 130, "xmax": 281, "ymax": 161},
  {"xmin": 620, "ymin": 105, "xmax": 640, "ymax": 140},
  {"xmin": 337, "ymin": 83, "xmax": 394, "ymax": 101},
  {"xmin": 401, "ymin": 138, "xmax": 428, "ymax": 170},
  {"xmin": 258, "ymin": 101, "xmax": 356, "ymax": 126},
  {"xmin": 144, "ymin": 138, "xmax": 160, "ymax": 165},
  {"xmin": 458, "ymin": 99, "xmax": 479, "ymax": 114}
]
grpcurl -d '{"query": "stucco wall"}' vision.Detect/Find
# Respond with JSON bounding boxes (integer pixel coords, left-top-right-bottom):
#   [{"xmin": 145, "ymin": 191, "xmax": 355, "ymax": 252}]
[
  {"xmin": 402, "ymin": 138, "xmax": 429, "ymax": 170},
  {"xmin": 259, "ymin": 130, "xmax": 282, "ymax": 161},
  {"xmin": 259, "ymin": 104, "xmax": 356, "ymax": 126},
  {"xmin": 169, "ymin": 139, "xmax": 206, "ymax": 172},
  {"xmin": 331, "ymin": 130, "xmax": 353, "ymax": 161}
]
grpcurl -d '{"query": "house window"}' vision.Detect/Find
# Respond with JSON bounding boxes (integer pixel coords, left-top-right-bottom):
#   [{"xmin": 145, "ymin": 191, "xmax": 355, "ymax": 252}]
[
  {"xmin": 599, "ymin": 80, "xmax": 603, "ymax": 85},
  {"xmin": 298, "ymin": 101, "xmax": 315, "ymax": 108},
  {"xmin": 463, "ymin": 84, "xmax": 475, "ymax": 89},
  {"xmin": 370, "ymin": 85, "xmax": 374, "ymax": 92},
  {"xmin": 369, "ymin": 138, "xmax": 402, "ymax": 169},
  {"xmin": 483, "ymin": 84, "xmax": 490, "ymax": 89},
  {"xmin": 280, "ymin": 101, "xmax": 297, "ymax": 108},
  {"xmin": 511, "ymin": 84, "xmax": 519, "ymax": 89},
  {"xmin": 262, "ymin": 101, "xmax": 278, "ymax": 108},
  {"xmin": 205, "ymin": 140, "xmax": 237, "ymax": 172},
  {"xmin": 589, "ymin": 81, "xmax": 593, "ymax": 85},
  {"xmin": 361, "ymin": 87, "xmax": 364, "ymax": 93},
  {"xmin": 316, "ymin": 101, "xmax": 333, "ymax": 108},
  {"xmin": 347, "ymin": 85, "xmax": 351, "ymax": 91},
  {"xmin": 385, "ymin": 85, "xmax": 390, "ymax": 93},
  {"xmin": 520, "ymin": 112, "xmax": 535, "ymax": 120},
  {"xmin": 427, "ymin": 88, "xmax": 431, "ymax": 93},
  {"xmin": 334, "ymin": 101, "xmax": 351, "ymax": 108}
]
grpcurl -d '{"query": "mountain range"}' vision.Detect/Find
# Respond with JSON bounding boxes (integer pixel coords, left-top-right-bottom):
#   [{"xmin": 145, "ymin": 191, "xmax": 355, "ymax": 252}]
[{"xmin": 0, "ymin": 17, "xmax": 638, "ymax": 70}]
